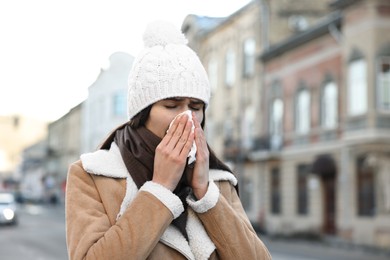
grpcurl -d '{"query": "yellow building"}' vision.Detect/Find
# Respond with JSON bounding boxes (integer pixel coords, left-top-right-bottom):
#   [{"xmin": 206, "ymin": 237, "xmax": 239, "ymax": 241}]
[{"xmin": 0, "ymin": 115, "xmax": 47, "ymax": 181}]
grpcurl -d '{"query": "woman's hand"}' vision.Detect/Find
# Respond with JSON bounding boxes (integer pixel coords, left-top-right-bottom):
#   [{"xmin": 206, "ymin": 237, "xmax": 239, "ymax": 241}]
[
  {"xmin": 190, "ymin": 113, "xmax": 209, "ymax": 199},
  {"xmin": 152, "ymin": 114, "xmax": 194, "ymax": 191}
]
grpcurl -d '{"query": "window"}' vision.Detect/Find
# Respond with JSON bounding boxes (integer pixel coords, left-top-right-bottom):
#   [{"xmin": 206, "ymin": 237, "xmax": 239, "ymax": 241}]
[
  {"xmin": 270, "ymin": 98, "xmax": 283, "ymax": 135},
  {"xmin": 224, "ymin": 118, "xmax": 234, "ymax": 141},
  {"xmin": 113, "ymin": 91, "xmax": 126, "ymax": 117},
  {"xmin": 348, "ymin": 59, "xmax": 367, "ymax": 116},
  {"xmin": 0, "ymin": 149, "xmax": 6, "ymax": 171},
  {"xmin": 12, "ymin": 116, "xmax": 20, "ymax": 128},
  {"xmin": 242, "ymin": 174, "xmax": 253, "ymax": 211},
  {"xmin": 208, "ymin": 59, "xmax": 218, "ymax": 93},
  {"xmin": 377, "ymin": 57, "xmax": 390, "ymax": 111},
  {"xmin": 321, "ymin": 81, "xmax": 338, "ymax": 129},
  {"xmin": 296, "ymin": 89, "xmax": 310, "ymax": 134},
  {"xmin": 242, "ymin": 106, "xmax": 255, "ymax": 150},
  {"xmin": 271, "ymin": 167, "xmax": 281, "ymax": 214},
  {"xmin": 270, "ymin": 98, "xmax": 283, "ymax": 150},
  {"xmin": 357, "ymin": 156, "xmax": 376, "ymax": 216},
  {"xmin": 297, "ymin": 164, "xmax": 309, "ymax": 215},
  {"xmin": 243, "ymin": 38, "xmax": 256, "ymax": 77},
  {"xmin": 225, "ymin": 49, "xmax": 236, "ymax": 87}
]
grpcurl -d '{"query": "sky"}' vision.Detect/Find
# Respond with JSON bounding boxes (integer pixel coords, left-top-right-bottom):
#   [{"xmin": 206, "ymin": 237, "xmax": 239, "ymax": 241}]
[{"xmin": 0, "ymin": 0, "xmax": 251, "ymax": 122}]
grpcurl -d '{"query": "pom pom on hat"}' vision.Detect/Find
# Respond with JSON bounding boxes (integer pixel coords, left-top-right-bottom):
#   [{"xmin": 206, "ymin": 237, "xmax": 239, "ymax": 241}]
[
  {"xmin": 127, "ymin": 20, "xmax": 211, "ymax": 120},
  {"xmin": 143, "ymin": 20, "xmax": 188, "ymax": 48}
]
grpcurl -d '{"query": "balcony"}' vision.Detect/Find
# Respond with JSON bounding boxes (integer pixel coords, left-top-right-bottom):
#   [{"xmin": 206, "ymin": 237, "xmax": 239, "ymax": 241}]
[{"xmin": 223, "ymin": 135, "xmax": 283, "ymax": 162}]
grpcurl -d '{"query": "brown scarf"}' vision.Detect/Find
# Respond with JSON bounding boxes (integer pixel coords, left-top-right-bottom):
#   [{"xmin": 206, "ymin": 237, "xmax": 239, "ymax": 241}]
[{"xmin": 113, "ymin": 124, "xmax": 192, "ymax": 241}]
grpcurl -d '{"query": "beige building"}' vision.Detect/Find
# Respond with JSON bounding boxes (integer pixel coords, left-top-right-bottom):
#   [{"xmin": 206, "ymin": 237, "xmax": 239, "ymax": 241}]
[
  {"xmin": 0, "ymin": 115, "xmax": 47, "ymax": 182},
  {"xmin": 182, "ymin": 0, "xmax": 332, "ymax": 227},
  {"xmin": 259, "ymin": 0, "xmax": 390, "ymax": 249},
  {"xmin": 183, "ymin": 0, "xmax": 390, "ymax": 249},
  {"xmin": 47, "ymin": 103, "xmax": 82, "ymax": 194},
  {"xmin": 183, "ymin": 1, "xmax": 264, "ymax": 223}
]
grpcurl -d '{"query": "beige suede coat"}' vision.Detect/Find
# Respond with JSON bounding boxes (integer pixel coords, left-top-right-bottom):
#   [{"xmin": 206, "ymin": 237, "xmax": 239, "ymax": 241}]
[{"xmin": 65, "ymin": 142, "xmax": 271, "ymax": 260}]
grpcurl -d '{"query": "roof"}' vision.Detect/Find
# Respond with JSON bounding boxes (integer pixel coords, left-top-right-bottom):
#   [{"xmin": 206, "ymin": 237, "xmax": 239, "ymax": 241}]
[
  {"xmin": 182, "ymin": 0, "xmax": 257, "ymax": 38},
  {"xmin": 329, "ymin": 0, "xmax": 361, "ymax": 10},
  {"xmin": 260, "ymin": 11, "xmax": 342, "ymax": 62}
]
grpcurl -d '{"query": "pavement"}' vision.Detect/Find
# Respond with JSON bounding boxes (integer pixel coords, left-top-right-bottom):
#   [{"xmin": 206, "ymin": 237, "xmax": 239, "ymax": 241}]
[{"xmin": 259, "ymin": 234, "xmax": 390, "ymax": 260}]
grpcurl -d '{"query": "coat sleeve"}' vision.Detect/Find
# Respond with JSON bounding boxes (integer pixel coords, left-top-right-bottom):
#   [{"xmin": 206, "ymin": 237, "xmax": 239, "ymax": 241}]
[
  {"xmin": 65, "ymin": 162, "xmax": 180, "ymax": 260},
  {"xmin": 187, "ymin": 180, "xmax": 272, "ymax": 260}
]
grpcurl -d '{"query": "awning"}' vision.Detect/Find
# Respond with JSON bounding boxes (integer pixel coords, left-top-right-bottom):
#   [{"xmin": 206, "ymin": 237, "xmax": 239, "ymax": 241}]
[{"xmin": 311, "ymin": 154, "xmax": 336, "ymax": 177}]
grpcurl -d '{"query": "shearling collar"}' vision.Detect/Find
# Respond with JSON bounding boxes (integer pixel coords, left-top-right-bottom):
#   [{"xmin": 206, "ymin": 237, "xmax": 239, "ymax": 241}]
[{"xmin": 80, "ymin": 142, "xmax": 237, "ymax": 260}]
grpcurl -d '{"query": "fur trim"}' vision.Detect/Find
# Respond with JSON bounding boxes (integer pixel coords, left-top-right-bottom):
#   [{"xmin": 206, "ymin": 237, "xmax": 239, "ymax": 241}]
[
  {"xmin": 116, "ymin": 176, "xmax": 138, "ymax": 220},
  {"xmin": 80, "ymin": 142, "xmax": 128, "ymax": 178},
  {"xmin": 186, "ymin": 209, "xmax": 216, "ymax": 259},
  {"xmin": 186, "ymin": 181, "xmax": 219, "ymax": 213},
  {"xmin": 209, "ymin": 169, "xmax": 237, "ymax": 186},
  {"xmin": 140, "ymin": 181, "xmax": 184, "ymax": 219},
  {"xmin": 160, "ymin": 226, "xmax": 195, "ymax": 260}
]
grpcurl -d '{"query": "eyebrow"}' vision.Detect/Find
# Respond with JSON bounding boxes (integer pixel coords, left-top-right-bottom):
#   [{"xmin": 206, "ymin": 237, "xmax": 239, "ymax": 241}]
[{"xmin": 165, "ymin": 97, "xmax": 204, "ymax": 104}]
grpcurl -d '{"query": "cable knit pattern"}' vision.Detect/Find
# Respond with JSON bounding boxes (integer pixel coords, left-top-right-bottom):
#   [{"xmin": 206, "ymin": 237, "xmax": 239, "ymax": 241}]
[
  {"xmin": 140, "ymin": 181, "xmax": 184, "ymax": 219},
  {"xmin": 127, "ymin": 21, "xmax": 210, "ymax": 119},
  {"xmin": 186, "ymin": 181, "xmax": 219, "ymax": 213}
]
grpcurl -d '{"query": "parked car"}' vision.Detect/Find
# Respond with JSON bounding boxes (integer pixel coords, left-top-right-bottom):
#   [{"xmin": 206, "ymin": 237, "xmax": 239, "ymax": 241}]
[{"xmin": 0, "ymin": 192, "xmax": 18, "ymax": 225}]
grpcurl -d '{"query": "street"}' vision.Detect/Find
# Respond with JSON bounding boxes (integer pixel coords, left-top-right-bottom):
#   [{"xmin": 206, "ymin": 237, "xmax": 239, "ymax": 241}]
[
  {"xmin": 0, "ymin": 204, "xmax": 389, "ymax": 260},
  {"xmin": 0, "ymin": 203, "xmax": 68, "ymax": 260}
]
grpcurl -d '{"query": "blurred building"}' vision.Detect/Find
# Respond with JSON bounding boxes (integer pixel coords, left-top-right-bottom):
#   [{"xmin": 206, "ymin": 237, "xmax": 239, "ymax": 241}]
[
  {"xmin": 259, "ymin": 0, "xmax": 390, "ymax": 249},
  {"xmin": 13, "ymin": 52, "xmax": 134, "ymax": 203},
  {"xmin": 183, "ymin": 2, "xmax": 264, "ymax": 222},
  {"xmin": 0, "ymin": 115, "xmax": 47, "ymax": 185},
  {"xmin": 19, "ymin": 139, "xmax": 47, "ymax": 203},
  {"xmin": 183, "ymin": 0, "xmax": 331, "ymax": 228},
  {"xmin": 46, "ymin": 103, "xmax": 82, "ymax": 202},
  {"xmin": 81, "ymin": 52, "xmax": 134, "ymax": 153},
  {"xmin": 183, "ymin": 0, "xmax": 390, "ymax": 249}
]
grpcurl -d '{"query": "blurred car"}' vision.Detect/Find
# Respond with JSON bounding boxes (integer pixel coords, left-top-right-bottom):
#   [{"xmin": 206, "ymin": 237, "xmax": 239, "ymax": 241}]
[{"xmin": 0, "ymin": 192, "xmax": 18, "ymax": 225}]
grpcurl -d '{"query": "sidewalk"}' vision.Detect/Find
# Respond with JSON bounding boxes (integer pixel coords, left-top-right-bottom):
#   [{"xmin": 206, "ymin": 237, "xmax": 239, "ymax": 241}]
[{"xmin": 259, "ymin": 235, "xmax": 390, "ymax": 260}]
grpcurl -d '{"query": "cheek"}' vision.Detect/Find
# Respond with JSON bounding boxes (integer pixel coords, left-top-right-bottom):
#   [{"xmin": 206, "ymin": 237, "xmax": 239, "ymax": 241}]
[{"xmin": 146, "ymin": 111, "xmax": 173, "ymax": 139}]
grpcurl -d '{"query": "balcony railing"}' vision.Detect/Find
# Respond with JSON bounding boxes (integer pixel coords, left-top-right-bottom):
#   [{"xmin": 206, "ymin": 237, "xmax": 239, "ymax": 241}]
[{"xmin": 223, "ymin": 135, "xmax": 283, "ymax": 161}]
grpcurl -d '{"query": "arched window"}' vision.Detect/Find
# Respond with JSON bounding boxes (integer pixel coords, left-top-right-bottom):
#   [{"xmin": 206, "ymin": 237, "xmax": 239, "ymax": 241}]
[
  {"xmin": 348, "ymin": 50, "xmax": 367, "ymax": 116},
  {"xmin": 243, "ymin": 38, "xmax": 256, "ymax": 77},
  {"xmin": 296, "ymin": 88, "xmax": 310, "ymax": 134},
  {"xmin": 208, "ymin": 59, "xmax": 218, "ymax": 93},
  {"xmin": 225, "ymin": 49, "xmax": 236, "ymax": 87},
  {"xmin": 377, "ymin": 43, "xmax": 390, "ymax": 111},
  {"xmin": 242, "ymin": 106, "xmax": 255, "ymax": 149},
  {"xmin": 321, "ymin": 81, "xmax": 338, "ymax": 129},
  {"xmin": 377, "ymin": 58, "xmax": 390, "ymax": 110},
  {"xmin": 270, "ymin": 98, "xmax": 283, "ymax": 136}
]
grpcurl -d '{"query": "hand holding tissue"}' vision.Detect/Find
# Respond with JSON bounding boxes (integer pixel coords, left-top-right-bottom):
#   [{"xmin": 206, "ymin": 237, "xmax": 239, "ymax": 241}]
[{"xmin": 168, "ymin": 110, "xmax": 197, "ymax": 165}]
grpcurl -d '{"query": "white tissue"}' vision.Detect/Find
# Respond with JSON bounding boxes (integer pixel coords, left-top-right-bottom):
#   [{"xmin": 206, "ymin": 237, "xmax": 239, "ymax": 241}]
[{"xmin": 168, "ymin": 110, "xmax": 196, "ymax": 164}]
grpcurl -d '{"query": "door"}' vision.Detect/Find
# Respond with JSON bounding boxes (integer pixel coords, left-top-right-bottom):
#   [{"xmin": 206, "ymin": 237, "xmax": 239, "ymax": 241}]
[{"xmin": 322, "ymin": 176, "xmax": 336, "ymax": 234}]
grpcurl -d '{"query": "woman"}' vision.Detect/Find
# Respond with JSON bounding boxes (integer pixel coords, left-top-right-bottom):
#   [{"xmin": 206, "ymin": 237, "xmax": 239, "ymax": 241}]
[{"xmin": 65, "ymin": 20, "xmax": 271, "ymax": 260}]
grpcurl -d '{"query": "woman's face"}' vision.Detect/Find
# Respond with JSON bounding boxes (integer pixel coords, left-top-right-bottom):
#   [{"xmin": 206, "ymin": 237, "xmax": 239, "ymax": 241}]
[{"xmin": 145, "ymin": 97, "xmax": 205, "ymax": 139}]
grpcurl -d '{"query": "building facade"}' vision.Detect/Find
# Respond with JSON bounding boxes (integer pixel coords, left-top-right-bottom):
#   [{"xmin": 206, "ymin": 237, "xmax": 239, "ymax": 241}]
[
  {"xmin": 81, "ymin": 52, "xmax": 133, "ymax": 153},
  {"xmin": 46, "ymin": 103, "xmax": 82, "ymax": 201},
  {"xmin": 0, "ymin": 115, "xmax": 47, "ymax": 183},
  {"xmin": 260, "ymin": 0, "xmax": 390, "ymax": 249},
  {"xmin": 183, "ymin": 1, "xmax": 265, "ymax": 223},
  {"xmin": 183, "ymin": 0, "xmax": 390, "ymax": 249}
]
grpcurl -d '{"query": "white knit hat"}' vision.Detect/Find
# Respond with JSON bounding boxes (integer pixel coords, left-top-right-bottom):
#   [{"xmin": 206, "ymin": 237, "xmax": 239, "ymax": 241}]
[{"xmin": 127, "ymin": 20, "xmax": 211, "ymax": 120}]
